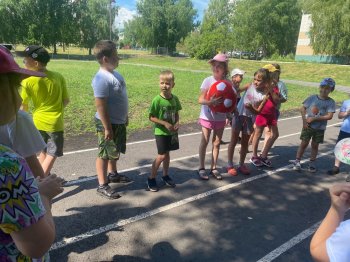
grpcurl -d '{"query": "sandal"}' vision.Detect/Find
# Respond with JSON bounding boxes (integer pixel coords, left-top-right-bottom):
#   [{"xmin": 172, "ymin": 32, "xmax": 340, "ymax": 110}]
[
  {"xmin": 210, "ymin": 169, "xmax": 222, "ymax": 180},
  {"xmin": 198, "ymin": 168, "xmax": 209, "ymax": 180}
]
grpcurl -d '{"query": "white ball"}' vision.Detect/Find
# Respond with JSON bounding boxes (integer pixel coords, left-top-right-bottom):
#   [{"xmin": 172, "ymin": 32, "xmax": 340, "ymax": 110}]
[
  {"xmin": 224, "ymin": 99, "xmax": 232, "ymax": 108},
  {"xmin": 216, "ymin": 82, "xmax": 227, "ymax": 91}
]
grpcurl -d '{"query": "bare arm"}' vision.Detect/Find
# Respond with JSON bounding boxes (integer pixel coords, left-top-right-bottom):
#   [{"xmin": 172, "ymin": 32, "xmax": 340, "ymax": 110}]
[
  {"xmin": 306, "ymin": 112, "xmax": 334, "ymax": 125},
  {"xmin": 63, "ymin": 98, "xmax": 70, "ymax": 107},
  {"xmin": 300, "ymin": 106, "xmax": 308, "ymax": 128},
  {"xmin": 25, "ymin": 155, "xmax": 45, "ymax": 178},
  {"xmin": 310, "ymin": 183, "xmax": 350, "ymax": 262},
  {"xmin": 338, "ymin": 110, "xmax": 350, "ymax": 120},
  {"xmin": 149, "ymin": 115, "xmax": 174, "ymax": 132},
  {"xmin": 95, "ymin": 97, "xmax": 112, "ymax": 139},
  {"xmin": 20, "ymin": 103, "xmax": 29, "ymax": 112},
  {"xmin": 198, "ymin": 90, "xmax": 222, "ymax": 106},
  {"xmin": 10, "ymin": 174, "xmax": 64, "ymax": 258},
  {"xmin": 245, "ymin": 95, "xmax": 269, "ymax": 115}
]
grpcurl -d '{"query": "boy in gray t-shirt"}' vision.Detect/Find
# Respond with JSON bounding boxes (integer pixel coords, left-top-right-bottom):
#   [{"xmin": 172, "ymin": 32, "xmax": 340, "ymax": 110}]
[
  {"xmin": 290, "ymin": 78, "xmax": 336, "ymax": 172},
  {"xmin": 92, "ymin": 40, "xmax": 131, "ymax": 200}
]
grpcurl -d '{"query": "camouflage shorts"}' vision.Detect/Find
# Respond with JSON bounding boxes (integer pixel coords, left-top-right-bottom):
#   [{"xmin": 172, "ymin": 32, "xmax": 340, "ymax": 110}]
[
  {"xmin": 300, "ymin": 127, "xmax": 325, "ymax": 144},
  {"xmin": 95, "ymin": 118, "xmax": 126, "ymax": 160}
]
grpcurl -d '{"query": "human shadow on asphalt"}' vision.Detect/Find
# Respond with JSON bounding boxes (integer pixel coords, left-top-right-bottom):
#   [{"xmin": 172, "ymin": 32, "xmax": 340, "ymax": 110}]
[{"xmin": 111, "ymin": 241, "xmax": 181, "ymax": 262}]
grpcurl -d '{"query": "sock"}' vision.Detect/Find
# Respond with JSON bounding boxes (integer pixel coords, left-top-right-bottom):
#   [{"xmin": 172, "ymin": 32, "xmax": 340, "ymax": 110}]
[
  {"xmin": 99, "ymin": 183, "xmax": 108, "ymax": 189},
  {"xmin": 227, "ymin": 161, "xmax": 234, "ymax": 167}
]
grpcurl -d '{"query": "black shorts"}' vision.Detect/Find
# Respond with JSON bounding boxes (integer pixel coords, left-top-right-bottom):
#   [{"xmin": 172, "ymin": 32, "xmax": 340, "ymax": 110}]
[
  {"xmin": 155, "ymin": 134, "xmax": 179, "ymax": 154},
  {"xmin": 337, "ymin": 130, "xmax": 350, "ymax": 143},
  {"xmin": 39, "ymin": 130, "xmax": 64, "ymax": 157}
]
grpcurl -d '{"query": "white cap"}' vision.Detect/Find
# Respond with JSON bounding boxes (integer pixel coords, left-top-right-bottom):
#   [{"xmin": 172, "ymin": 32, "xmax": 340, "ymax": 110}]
[{"xmin": 231, "ymin": 68, "xmax": 245, "ymax": 77}]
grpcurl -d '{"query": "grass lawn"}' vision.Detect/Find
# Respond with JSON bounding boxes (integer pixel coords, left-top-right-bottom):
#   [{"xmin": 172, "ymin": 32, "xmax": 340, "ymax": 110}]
[{"xmin": 16, "ymin": 56, "xmax": 349, "ymax": 137}]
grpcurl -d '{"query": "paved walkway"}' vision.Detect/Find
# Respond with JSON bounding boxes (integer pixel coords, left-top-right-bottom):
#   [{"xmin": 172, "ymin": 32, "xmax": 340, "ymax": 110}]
[{"xmin": 122, "ymin": 62, "xmax": 350, "ymax": 93}]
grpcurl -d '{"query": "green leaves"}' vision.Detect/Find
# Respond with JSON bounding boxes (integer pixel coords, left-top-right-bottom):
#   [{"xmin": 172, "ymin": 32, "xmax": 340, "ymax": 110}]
[{"xmin": 124, "ymin": 0, "xmax": 196, "ymax": 54}]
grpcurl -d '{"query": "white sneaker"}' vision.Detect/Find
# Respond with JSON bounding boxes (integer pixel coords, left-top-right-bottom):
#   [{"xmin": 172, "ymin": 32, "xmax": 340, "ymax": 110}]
[{"xmin": 289, "ymin": 160, "xmax": 301, "ymax": 171}]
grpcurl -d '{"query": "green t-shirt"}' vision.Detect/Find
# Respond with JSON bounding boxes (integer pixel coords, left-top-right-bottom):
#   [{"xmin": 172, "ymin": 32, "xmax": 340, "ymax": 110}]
[
  {"xmin": 149, "ymin": 94, "xmax": 182, "ymax": 135},
  {"xmin": 21, "ymin": 70, "xmax": 69, "ymax": 132}
]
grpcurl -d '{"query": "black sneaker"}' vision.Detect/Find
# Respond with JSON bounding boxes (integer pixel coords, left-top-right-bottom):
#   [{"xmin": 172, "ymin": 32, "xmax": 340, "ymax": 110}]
[
  {"xmin": 346, "ymin": 175, "xmax": 350, "ymax": 182},
  {"xmin": 97, "ymin": 185, "xmax": 121, "ymax": 199},
  {"xmin": 108, "ymin": 172, "xmax": 132, "ymax": 183},
  {"xmin": 162, "ymin": 175, "xmax": 176, "ymax": 188},
  {"xmin": 327, "ymin": 166, "xmax": 340, "ymax": 176},
  {"xmin": 147, "ymin": 178, "xmax": 159, "ymax": 192},
  {"xmin": 308, "ymin": 162, "xmax": 316, "ymax": 173}
]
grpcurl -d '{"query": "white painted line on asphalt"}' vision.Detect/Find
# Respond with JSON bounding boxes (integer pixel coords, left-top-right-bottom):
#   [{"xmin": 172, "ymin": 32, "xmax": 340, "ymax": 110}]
[
  {"xmin": 256, "ymin": 221, "xmax": 321, "ymax": 262},
  {"xmin": 63, "ymin": 122, "xmax": 339, "ymax": 186},
  {"xmin": 52, "ymin": 149, "xmax": 333, "ymax": 251}
]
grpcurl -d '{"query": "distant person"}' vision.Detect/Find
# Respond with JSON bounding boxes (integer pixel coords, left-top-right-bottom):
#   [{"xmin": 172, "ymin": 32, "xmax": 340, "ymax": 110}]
[
  {"xmin": 310, "ymin": 183, "xmax": 350, "ymax": 262},
  {"xmin": 198, "ymin": 53, "xmax": 230, "ymax": 180},
  {"xmin": 250, "ymin": 64, "xmax": 280, "ymax": 168},
  {"xmin": 290, "ymin": 78, "xmax": 336, "ymax": 172},
  {"xmin": 147, "ymin": 70, "xmax": 182, "ymax": 192},
  {"xmin": 261, "ymin": 63, "xmax": 288, "ymax": 154},
  {"xmin": 0, "ymin": 45, "xmax": 64, "ymax": 261},
  {"xmin": 92, "ymin": 40, "xmax": 131, "ymax": 200},
  {"xmin": 220, "ymin": 68, "xmax": 246, "ymax": 145},
  {"xmin": 227, "ymin": 69, "xmax": 268, "ymax": 176},
  {"xmin": 0, "ymin": 46, "xmax": 46, "ymax": 178},
  {"xmin": 327, "ymin": 98, "xmax": 350, "ymax": 176},
  {"xmin": 16, "ymin": 45, "xmax": 70, "ymax": 176}
]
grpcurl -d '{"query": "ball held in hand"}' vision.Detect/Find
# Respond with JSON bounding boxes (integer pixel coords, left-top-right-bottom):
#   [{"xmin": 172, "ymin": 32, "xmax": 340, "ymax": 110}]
[{"xmin": 206, "ymin": 80, "xmax": 237, "ymax": 113}]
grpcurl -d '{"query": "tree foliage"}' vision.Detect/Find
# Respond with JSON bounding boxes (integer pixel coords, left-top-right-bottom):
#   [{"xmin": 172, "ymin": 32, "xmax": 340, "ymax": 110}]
[
  {"xmin": 231, "ymin": 0, "xmax": 302, "ymax": 56},
  {"xmin": 183, "ymin": 0, "xmax": 301, "ymax": 59},
  {"xmin": 184, "ymin": 0, "xmax": 235, "ymax": 59},
  {"xmin": 0, "ymin": 0, "xmax": 117, "ymax": 54},
  {"xmin": 124, "ymin": 0, "xmax": 196, "ymax": 54},
  {"xmin": 302, "ymin": 0, "xmax": 350, "ymax": 57}
]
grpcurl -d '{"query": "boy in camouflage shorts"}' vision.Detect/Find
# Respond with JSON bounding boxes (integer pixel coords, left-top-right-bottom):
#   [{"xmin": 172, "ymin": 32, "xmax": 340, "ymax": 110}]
[{"xmin": 92, "ymin": 40, "xmax": 131, "ymax": 199}]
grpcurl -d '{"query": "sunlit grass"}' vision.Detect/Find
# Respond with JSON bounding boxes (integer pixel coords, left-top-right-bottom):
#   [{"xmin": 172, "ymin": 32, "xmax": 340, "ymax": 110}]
[{"xmin": 15, "ymin": 56, "xmax": 349, "ymax": 136}]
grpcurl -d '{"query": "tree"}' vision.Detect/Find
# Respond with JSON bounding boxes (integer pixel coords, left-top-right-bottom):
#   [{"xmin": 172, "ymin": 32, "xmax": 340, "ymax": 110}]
[
  {"xmin": 231, "ymin": 0, "xmax": 302, "ymax": 56},
  {"xmin": 302, "ymin": 0, "xmax": 350, "ymax": 59},
  {"xmin": 76, "ymin": 0, "xmax": 118, "ymax": 55},
  {"xmin": 183, "ymin": 0, "xmax": 235, "ymax": 59},
  {"xmin": 125, "ymin": 0, "xmax": 196, "ymax": 54}
]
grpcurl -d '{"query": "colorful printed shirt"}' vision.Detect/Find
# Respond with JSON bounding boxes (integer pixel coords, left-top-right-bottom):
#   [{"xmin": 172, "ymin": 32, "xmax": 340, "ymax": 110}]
[
  {"xmin": 149, "ymin": 94, "xmax": 182, "ymax": 136},
  {"xmin": 0, "ymin": 144, "xmax": 47, "ymax": 262},
  {"xmin": 303, "ymin": 95, "xmax": 336, "ymax": 130}
]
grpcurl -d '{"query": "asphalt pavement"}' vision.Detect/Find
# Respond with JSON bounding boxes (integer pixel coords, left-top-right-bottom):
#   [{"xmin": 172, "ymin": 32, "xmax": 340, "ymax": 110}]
[{"xmin": 49, "ymin": 113, "xmax": 350, "ymax": 262}]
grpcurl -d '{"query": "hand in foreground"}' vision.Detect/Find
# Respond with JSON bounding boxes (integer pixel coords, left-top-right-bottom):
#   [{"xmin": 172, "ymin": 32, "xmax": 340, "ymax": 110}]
[
  {"xmin": 38, "ymin": 174, "xmax": 65, "ymax": 200},
  {"xmin": 330, "ymin": 183, "xmax": 350, "ymax": 214}
]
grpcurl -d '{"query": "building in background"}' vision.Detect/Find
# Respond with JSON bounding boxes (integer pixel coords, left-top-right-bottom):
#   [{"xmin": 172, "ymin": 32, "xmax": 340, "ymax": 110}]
[{"xmin": 295, "ymin": 14, "xmax": 348, "ymax": 64}]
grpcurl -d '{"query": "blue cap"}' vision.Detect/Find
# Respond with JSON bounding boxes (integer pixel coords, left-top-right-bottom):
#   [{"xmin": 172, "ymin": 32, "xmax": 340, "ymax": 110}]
[{"xmin": 320, "ymin": 78, "xmax": 336, "ymax": 91}]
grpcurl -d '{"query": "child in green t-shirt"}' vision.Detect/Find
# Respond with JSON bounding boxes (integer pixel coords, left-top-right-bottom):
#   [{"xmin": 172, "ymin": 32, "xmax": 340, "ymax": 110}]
[{"xmin": 148, "ymin": 70, "xmax": 182, "ymax": 192}]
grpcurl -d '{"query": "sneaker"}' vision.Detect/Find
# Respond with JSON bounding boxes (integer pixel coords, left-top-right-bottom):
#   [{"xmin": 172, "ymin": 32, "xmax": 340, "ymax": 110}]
[
  {"xmin": 289, "ymin": 160, "xmax": 301, "ymax": 171},
  {"xmin": 327, "ymin": 166, "xmax": 340, "ymax": 176},
  {"xmin": 97, "ymin": 185, "xmax": 121, "ymax": 199},
  {"xmin": 346, "ymin": 174, "xmax": 350, "ymax": 182},
  {"xmin": 250, "ymin": 156, "xmax": 263, "ymax": 167},
  {"xmin": 308, "ymin": 162, "xmax": 316, "ymax": 173},
  {"xmin": 108, "ymin": 172, "xmax": 132, "ymax": 183},
  {"xmin": 147, "ymin": 178, "xmax": 159, "ymax": 192},
  {"xmin": 259, "ymin": 156, "xmax": 272, "ymax": 167},
  {"xmin": 227, "ymin": 166, "xmax": 238, "ymax": 176},
  {"xmin": 238, "ymin": 164, "xmax": 250, "ymax": 175},
  {"xmin": 162, "ymin": 175, "xmax": 176, "ymax": 188}
]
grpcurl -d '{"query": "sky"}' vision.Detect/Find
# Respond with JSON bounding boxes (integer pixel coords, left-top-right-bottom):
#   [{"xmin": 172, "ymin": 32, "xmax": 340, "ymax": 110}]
[{"xmin": 115, "ymin": 0, "xmax": 209, "ymax": 29}]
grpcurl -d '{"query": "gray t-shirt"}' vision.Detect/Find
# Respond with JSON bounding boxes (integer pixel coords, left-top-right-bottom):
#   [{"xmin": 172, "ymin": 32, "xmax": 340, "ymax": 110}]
[
  {"xmin": 92, "ymin": 68, "xmax": 129, "ymax": 124},
  {"xmin": 303, "ymin": 94, "xmax": 335, "ymax": 130}
]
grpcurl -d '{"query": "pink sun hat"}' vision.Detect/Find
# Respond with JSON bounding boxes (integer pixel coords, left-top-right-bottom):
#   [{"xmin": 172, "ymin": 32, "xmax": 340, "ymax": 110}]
[
  {"xmin": 0, "ymin": 46, "xmax": 45, "ymax": 78},
  {"xmin": 208, "ymin": 53, "xmax": 229, "ymax": 64}
]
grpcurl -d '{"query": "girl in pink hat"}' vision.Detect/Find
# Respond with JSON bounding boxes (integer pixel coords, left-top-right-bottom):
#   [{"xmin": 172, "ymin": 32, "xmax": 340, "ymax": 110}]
[
  {"xmin": 197, "ymin": 53, "xmax": 230, "ymax": 180},
  {"xmin": 0, "ymin": 46, "xmax": 64, "ymax": 261}
]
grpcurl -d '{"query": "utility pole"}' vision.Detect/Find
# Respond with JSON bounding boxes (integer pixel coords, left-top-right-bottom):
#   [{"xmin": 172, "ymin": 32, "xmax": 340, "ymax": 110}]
[{"xmin": 109, "ymin": 1, "xmax": 112, "ymax": 40}]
